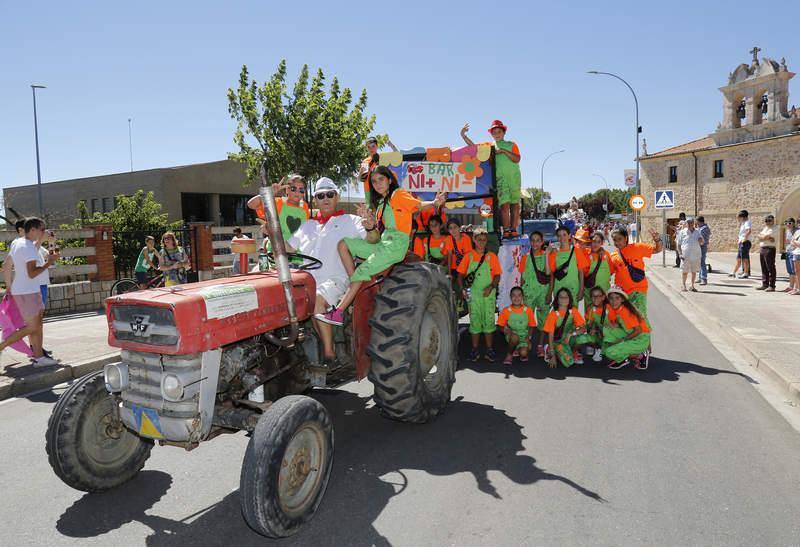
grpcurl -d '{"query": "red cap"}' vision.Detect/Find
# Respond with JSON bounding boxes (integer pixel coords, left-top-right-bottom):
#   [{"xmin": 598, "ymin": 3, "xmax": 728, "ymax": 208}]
[{"xmin": 488, "ymin": 119, "xmax": 507, "ymax": 133}]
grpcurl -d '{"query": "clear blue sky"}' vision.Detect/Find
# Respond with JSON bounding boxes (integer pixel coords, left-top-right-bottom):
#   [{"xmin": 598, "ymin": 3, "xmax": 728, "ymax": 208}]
[{"xmin": 2, "ymin": 0, "xmax": 797, "ymax": 203}]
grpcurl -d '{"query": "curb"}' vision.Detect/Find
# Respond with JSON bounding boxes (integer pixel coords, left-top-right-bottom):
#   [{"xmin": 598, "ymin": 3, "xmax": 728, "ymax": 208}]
[
  {"xmin": 0, "ymin": 351, "xmax": 120, "ymax": 402},
  {"xmin": 647, "ymin": 267, "xmax": 800, "ymax": 405}
]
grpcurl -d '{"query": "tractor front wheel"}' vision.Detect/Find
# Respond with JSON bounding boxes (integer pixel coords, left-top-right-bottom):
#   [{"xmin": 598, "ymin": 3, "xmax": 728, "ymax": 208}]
[
  {"xmin": 45, "ymin": 371, "xmax": 153, "ymax": 492},
  {"xmin": 367, "ymin": 262, "xmax": 457, "ymax": 423},
  {"xmin": 240, "ymin": 395, "xmax": 334, "ymax": 538}
]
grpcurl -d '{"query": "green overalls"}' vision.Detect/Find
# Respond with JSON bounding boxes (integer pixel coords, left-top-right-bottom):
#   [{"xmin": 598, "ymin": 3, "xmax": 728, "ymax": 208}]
[
  {"xmin": 520, "ymin": 251, "xmax": 550, "ymax": 330},
  {"xmin": 583, "ymin": 250, "xmax": 611, "ymax": 310},
  {"xmin": 466, "ymin": 254, "xmax": 497, "ymax": 335},
  {"xmin": 494, "ymin": 140, "xmax": 521, "ymax": 206},
  {"xmin": 550, "ymin": 309, "xmax": 578, "ymax": 367},
  {"xmin": 505, "ymin": 306, "xmax": 533, "ymax": 349},
  {"xmin": 552, "ymin": 248, "xmax": 581, "ymax": 303},
  {"xmin": 602, "ymin": 309, "xmax": 651, "ymax": 363},
  {"xmin": 574, "ymin": 306, "xmax": 606, "ymax": 347},
  {"xmin": 344, "ymin": 198, "xmax": 409, "ymax": 282}
]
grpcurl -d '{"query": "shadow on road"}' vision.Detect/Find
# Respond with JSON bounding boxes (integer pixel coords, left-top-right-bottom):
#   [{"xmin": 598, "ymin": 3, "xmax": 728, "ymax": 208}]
[
  {"xmin": 458, "ymin": 333, "xmax": 753, "ymax": 386},
  {"xmin": 54, "ymin": 392, "xmax": 604, "ymax": 546}
]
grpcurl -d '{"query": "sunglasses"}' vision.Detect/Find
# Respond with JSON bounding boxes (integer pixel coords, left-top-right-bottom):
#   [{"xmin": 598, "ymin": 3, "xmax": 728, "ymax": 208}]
[
  {"xmin": 289, "ymin": 185, "xmax": 305, "ymax": 193},
  {"xmin": 315, "ymin": 191, "xmax": 337, "ymax": 200}
]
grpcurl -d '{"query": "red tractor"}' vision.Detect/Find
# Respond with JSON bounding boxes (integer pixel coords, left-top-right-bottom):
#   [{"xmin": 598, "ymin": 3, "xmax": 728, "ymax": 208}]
[{"xmin": 45, "ymin": 167, "xmax": 457, "ymax": 538}]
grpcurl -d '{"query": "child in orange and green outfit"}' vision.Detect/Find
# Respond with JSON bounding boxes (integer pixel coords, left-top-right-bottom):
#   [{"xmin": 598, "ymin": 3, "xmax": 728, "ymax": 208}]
[
  {"xmin": 497, "ymin": 287, "xmax": 537, "ymax": 365},
  {"xmin": 542, "ymin": 288, "xmax": 586, "ymax": 368}
]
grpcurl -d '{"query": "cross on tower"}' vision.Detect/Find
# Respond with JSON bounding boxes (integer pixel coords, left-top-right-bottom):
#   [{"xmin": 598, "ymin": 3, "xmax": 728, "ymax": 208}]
[{"xmin": 750, "ymin": 46, "xmax": 761, "ymax": 64}]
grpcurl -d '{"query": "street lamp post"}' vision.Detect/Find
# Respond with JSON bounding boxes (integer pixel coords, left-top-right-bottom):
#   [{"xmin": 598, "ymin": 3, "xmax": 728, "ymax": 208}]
[
  {"xmin": 592, "ymin": 173, "xmax": 609, "ymax": 216},
  {"xmin": 587, "ymin": 71, "xmax": 640, "ymax": 237},
  {"xmin": 540, "ymin": 149, "xmax": 565, "ymax": 218},
  {"xmin": 31, "ymin": 84, "xmax": 46, "ymax": 217}
]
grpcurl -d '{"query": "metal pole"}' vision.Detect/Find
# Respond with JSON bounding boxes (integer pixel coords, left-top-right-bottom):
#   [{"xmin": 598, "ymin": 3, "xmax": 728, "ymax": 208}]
[
  {"xmin": 128, "ymin": 118, "xmax": 134, "ymax": 172},
  {"xmin": 540, "ymin": 149, "xmax": 565, "ymax": 218},
  {"xmin": 662, "ymin": 208, "xmax": 666, "ymax": 267},
  {"xmin": 587, "ymin": 71, "xmax": 641, "ymax": 238},
  {"xmin": 31, "ymin": 84, "xmax": 46, "ymax": 217}
]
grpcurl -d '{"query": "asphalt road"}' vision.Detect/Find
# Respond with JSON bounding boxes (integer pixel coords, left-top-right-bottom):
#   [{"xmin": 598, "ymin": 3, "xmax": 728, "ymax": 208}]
[{"xmin": 1, "ymin": 286, "xmax": 799, "ymax": 546}]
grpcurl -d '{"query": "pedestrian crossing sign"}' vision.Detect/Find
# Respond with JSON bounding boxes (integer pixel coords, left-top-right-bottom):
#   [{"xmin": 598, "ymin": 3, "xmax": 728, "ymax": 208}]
[{"xmin": 655, "ymin": 190, "xmax": 675, "ymax": 209}]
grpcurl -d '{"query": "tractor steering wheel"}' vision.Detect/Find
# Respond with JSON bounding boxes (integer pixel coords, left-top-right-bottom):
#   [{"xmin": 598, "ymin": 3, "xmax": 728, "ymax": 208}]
[{"xmin": 265, "ymin": 252, "xmax": 323, "ymax": 271}]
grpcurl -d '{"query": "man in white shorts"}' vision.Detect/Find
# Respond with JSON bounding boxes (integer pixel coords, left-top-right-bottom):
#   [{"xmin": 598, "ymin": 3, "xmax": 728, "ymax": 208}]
[
  {"xmin": 280, "ymin": 177, "xmax": 366, "ymax": 365},
  {"xmin": 677, "ymin": 217, "xmax": 705, "ymax": 292}
]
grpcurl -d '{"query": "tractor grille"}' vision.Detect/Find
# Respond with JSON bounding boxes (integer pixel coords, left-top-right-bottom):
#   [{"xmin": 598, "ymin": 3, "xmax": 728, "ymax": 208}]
[
  {"xmin": 120, "ymin": 350, "xmax": 201, "ymax": 419},
  {"xmin": 111, "ymin": 305, "xmax": 179, "ymax": 346}
]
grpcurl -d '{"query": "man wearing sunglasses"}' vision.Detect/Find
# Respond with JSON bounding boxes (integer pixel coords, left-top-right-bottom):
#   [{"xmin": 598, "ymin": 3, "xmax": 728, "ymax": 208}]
[
  {"xmin": 248, "ymin": 174, "xmax": 310, "ymax": 245},
  {"xmin": 267, "ymin": 177, "xmax": 366, "ymax": 365}
]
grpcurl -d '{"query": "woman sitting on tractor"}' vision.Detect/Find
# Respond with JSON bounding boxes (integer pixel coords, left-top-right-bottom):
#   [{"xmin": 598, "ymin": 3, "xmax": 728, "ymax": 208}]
[{"xmin": 317, "ymin": 166, "xmax": 445, "ymax": 326}]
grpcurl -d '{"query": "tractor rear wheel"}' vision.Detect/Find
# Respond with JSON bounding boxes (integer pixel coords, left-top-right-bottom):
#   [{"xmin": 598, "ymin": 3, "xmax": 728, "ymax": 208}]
[{"xmin": 367, "ymin": 262, "xmax": 457, "ymax": 423}]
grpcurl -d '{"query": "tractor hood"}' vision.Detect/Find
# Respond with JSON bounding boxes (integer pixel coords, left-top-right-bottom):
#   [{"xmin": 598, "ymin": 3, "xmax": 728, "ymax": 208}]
[{"xmin": 105, "ymin": 272, "xmax": 316, "ymax": 355}]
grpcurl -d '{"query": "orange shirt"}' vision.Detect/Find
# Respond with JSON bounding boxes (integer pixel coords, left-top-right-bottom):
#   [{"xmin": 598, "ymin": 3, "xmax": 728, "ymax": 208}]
[
  {"xmin": 584, "ymin": 304, "xmax": 607, "ymax": 323},
  {"xmin": 255, "ymin": 196, "xmax": 311, "ymax": 220},
  {"xmin": 548, "ymin": 246, "xmax": 590, "ymax": 272},
  {"xmin": 415, "ymin": 207, "xmax": 448, "ymax": 232},
  {"xmin": 380, "ymin": 189, "xmax": 422, "ymax": 235},
  {"xmin": 497, "ymin": 305, "xmax": 537, "ymax": 327},
  {"xmin": 610, "ymin": 243, "xmax": 655, "ymax": 294},
  {"xmin": 449, "ymin": 233, "xmax": 474, "ymax": 269},
  {"xmin": 360, "ymin": 156, "xmax": 378, "ymax": 195},
  {"xmin": 607, "ymin": 305, "xmax": 651, "ymax": 333},
  {"xmin": 456, "ymin": 250, "xmax": 502, "ymax": 278},
  {"xmin": 582, "ymin": 248, "xmax": 612, "ymax": 274},
  {"xmin": 413, "ymin": 234, "xmax": 453, "ymax": 260},
  {"xmin": 542, "ymin": 307, "xmax": 585, "ymax": 334}
]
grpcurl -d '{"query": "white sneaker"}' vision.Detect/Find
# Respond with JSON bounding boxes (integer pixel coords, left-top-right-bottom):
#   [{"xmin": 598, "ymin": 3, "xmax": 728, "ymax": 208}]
[
  {"xmin": 585, "ymin": 347, "xmax": 595, "ymax": 356},
  {"xmin": 593, "ymin": 350, "xmax": 603, "ymax": 362},
  {"xmin": 32, "ymin": 355, "xmax": 61, "ymax": 368}
]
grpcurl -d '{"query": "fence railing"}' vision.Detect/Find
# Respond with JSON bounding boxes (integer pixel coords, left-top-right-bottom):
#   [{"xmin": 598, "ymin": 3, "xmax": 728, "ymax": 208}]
[
  {"xmin": 211, "ymin": 225, "xmax": 264, "ymax": 268},
  {"xmin": 0, "ymin": 229, "xmax": 98, "ymax": 279}
]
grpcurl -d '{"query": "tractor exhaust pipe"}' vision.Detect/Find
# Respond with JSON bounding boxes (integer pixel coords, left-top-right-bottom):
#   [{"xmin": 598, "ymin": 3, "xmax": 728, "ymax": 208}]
[{"xmin": 258, "ymin": 160, "xmax": 299, "ymax": 348}]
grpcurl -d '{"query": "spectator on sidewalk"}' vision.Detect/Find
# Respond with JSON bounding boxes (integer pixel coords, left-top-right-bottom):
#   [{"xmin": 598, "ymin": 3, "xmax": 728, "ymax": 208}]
[
  {"xmin": 0, "ymin": 217, "xmax": 60, "ymax": 367},
  {"xmin": 671, "ymin": 212, "xmax": 687, "ymax": 268},
  {"xmin": 677, "ymin": 217, "xmax": 704, "ymax": 292},
  {"xmin": 134, "ymin": 236, "xmax": 158, "ymax": 289},
  {"xmin": 783, "ymin": 218, "xmax": 797, "ymax": 293},
  {"xmin": 230, "ymin": 227, "xmax": 246, "ymax": 274},
  {"xmin": 730, "ymin": 210, "xmax": 752, "ymax": 279},
  {"xmin": 756, "ymin": 215, "xmax": 777, "ymax": 292},
  {"xmin": 791, "ymin": 227, "xmax": 800, "ymax": 295},
  {"xmin": 697, "ymin": 216, "xmax": 711, "ymax": 285},
  {"xmin": 159, "ymin": 232, "xmax": 190, "ymax": 287}
]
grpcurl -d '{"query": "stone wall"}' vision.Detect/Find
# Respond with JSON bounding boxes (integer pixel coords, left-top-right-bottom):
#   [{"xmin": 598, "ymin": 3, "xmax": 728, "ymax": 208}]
[{"xmin": 641, "ymin": 133, "xmax": 800, "ymax": 251}]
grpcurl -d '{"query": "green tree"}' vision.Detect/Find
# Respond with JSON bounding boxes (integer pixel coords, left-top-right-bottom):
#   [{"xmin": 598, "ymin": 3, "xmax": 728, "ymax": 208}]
[
  {"xmin": 62, "ymin": 191, "xmax": 181, "ymax": 275},
  {"xmin": 521, "ymin": 188, "xmax": 552, "ymax": 214},
  {"xmin": 227, "ymin": 61, "xmax": 379, "ymax": 186}
]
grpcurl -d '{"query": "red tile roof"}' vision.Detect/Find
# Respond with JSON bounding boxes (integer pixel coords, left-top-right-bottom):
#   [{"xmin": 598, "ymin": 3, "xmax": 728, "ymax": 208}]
[{"xmin": 645, "ymin": 136, "xmax": 715, "ymax": 158}]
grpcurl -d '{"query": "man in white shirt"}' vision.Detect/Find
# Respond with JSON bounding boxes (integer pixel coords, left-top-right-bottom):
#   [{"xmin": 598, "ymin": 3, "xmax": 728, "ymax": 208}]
[
  {"xmin": 730, "ymin": 210, "xmax": 752, "ymax": 279},
  {"xmin": 1, "ymin": 217, "xmax": 60, "ymax": 367},
  {"xmin": 677, "ymin": 217, "xmax": 705, "ymax": 292},
  {"xmin": 755, "ymin": 215, "xmax": 777, "ymax": 292},
  {"xmin": 281, "ymin": 177, "xmax": 366, "ymax": 365}
]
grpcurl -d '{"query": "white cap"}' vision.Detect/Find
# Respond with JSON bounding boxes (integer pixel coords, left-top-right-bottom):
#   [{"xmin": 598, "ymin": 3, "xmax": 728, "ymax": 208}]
[{"xmin": 314, "ymin": 177, "xmax": 339, "ymax": 195}]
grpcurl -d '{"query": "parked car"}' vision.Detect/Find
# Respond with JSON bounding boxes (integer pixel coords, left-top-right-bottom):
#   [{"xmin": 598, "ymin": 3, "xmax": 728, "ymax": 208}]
[{"xmin": 521, "ymin": 218, "xmax": 561, "ymax": 246}]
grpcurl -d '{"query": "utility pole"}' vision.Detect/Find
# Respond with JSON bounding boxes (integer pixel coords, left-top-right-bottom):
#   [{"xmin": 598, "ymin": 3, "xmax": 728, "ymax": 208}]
[{"xmin": 31, "ymin": 84, "xmax": 47, "ymax": 217}]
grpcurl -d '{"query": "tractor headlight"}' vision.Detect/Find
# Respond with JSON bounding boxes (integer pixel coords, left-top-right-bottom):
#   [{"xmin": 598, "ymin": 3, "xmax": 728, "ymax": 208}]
[
  {"xmin": 161, "ymin": 373, "xmax": 184, "ymax": 402},
  {"xmin": 104, "ymin": 363, "xmax": 129, "ymax": 393}
]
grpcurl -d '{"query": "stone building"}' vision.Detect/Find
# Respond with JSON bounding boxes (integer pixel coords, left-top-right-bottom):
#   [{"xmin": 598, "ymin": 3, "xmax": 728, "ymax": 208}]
[
  {"xmin": 641, "ymin": 48, "xmax": 800, "ymax": 251},
  {"xmin": 3, "ymin": 159, "xmax": 260, "ymax": 227}
]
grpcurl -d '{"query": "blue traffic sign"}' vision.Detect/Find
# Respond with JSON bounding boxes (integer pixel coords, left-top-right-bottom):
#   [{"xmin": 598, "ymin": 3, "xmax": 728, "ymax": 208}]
[{"xmin": 655, "ymin": 190, "xmax": 675, "ymax": 209}]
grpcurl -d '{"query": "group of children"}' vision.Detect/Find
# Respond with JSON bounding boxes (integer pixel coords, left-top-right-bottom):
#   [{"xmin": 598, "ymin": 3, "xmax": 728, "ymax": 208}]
[{"xmin": 463, "ymin": 224, "xmax": 659, "ymax": 371}]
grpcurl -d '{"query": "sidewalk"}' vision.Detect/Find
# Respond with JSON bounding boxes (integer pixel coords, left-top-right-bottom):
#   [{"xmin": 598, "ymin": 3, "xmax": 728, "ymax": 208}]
[
  {"xmin": 647, "ymin": 249, "xmax": 800, "ymax": 404},
  {"xmin": 0, "ymin": 311, "xmax": 119, "ymax": 400}
]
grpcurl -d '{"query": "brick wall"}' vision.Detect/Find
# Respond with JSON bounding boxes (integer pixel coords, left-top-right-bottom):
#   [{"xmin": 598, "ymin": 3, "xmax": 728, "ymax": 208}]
[{"xmin": 85, "ymin": 224, "xmax": 115, "ymax": 281}]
